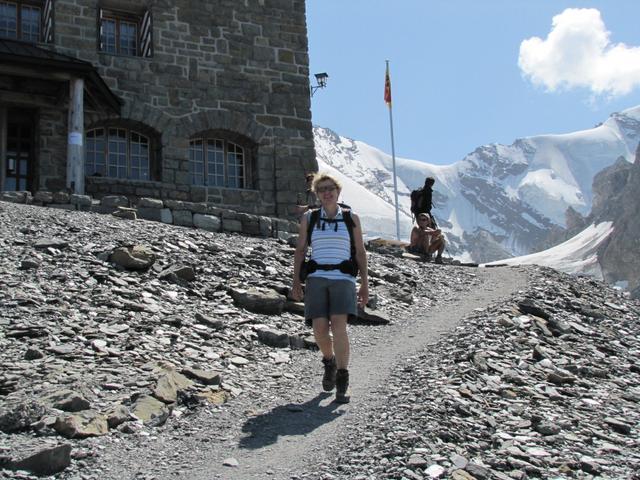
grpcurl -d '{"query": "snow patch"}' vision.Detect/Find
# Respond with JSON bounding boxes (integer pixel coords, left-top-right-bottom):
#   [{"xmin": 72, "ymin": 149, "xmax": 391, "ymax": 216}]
[{"xmin": 484, "ymin": 222, "xmax": 614, "ymax": 278}]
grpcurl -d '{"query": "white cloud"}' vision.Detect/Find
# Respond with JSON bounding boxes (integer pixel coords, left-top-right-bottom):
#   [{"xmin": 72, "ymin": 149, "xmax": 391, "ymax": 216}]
[{"xmin": 518, "ymin": 8, "xmax": 640, "ymax": 97}]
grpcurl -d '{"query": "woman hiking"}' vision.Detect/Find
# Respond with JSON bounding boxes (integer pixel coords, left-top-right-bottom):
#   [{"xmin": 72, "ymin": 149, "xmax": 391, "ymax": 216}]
[{"xmin": 291, "ymin": 173, "xmax": 369, "ymax": 403}]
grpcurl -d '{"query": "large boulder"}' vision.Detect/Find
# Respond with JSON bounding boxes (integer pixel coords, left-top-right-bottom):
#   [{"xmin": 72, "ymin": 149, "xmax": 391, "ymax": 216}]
[
  {"xmin": 354, "ymin": 307, "xmax": 391, "ymax": 325},
  {"xmin": 256, "ymin": 328, "xmax": 290, "ymax": 348},
  {"xmin": 131, "ymin": 395, "xmax": 170, "ymax": 426},
  {"xmin": 153, "ymin": 370, "xmax": 194, "ymax": 403},
  {"xmin": 230, "ymin": 288, "xmax": 286, "ymax": 315},
  {"xmin": 137, "ymin": 197, "xmax": 164, "ymax": 208},
  {"xmin": 5, "ymin": 443, "xmax": 72, "ymax": 476},
  {"xmin": 182, "ymin": 368, "xmax": 222, "ymax": 386},
  {"xmin": 43, "ymin": 390, "xmax": 90, "ymax": 412},
  {"xmin": 193, "ymin": 213, "xmax": 221, "ymax": 232},
  {"xmin": 101, "ymin": 195, "xmax": 129, "ymax": 208},
  {"xmin": 53, "ymin": 411, "xmax": 109, "ymax": 438},
  {"xmin": 159, "ymin": 264, "xmax": 196, "ymax": 283},
  {"xmin": 138, "ymin": 207, "xmax": 173, "ymax": 223},
  {"xmin": 0, "ymin": 400, "xmax": 47, "ymax": 433},
  {"xmin": 109, "ymin": 245, "xmax": 156, "ymax": 270}
]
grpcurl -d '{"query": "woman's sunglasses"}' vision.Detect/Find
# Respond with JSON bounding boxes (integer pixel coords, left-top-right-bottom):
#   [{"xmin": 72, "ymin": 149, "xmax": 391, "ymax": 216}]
[{"xmin": 316, "ymin": 185, "xmax": 337, "ymax": 193}]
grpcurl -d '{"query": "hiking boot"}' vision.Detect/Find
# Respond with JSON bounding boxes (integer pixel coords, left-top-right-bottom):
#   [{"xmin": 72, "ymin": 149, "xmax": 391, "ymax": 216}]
[
  {"xmin": 321, "ymin": 356, "xmax": 337, "ymax": 391},
  {"xmin": 335, "ymin": 369, "xmax": 350, "ymax": 403},
  {"xmin": 435, "ymin": 256, "xmax": 443, "ymax": 264}
]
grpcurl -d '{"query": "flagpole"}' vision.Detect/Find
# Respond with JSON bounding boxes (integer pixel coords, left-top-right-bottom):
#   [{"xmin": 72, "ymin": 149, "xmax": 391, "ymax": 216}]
[{"xmin": 385, "ymin": 60, "xmax": 401, "ymax": 241}]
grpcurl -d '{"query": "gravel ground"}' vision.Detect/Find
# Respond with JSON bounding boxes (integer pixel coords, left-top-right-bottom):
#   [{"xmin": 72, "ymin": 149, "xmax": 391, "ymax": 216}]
[
  {"xmin": 60, "ymin": 265, "xmax": 526, "ymax": 480},
  {"xmin": 1, "ymin": 201, "xmax": 638, "ymax": 480}
]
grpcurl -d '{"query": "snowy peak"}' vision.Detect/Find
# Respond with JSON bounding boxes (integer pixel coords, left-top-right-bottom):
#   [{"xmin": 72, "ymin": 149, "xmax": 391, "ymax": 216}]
[{"xmin": 313, "ymin": 106, "xmax": 640, "ymax": 262}]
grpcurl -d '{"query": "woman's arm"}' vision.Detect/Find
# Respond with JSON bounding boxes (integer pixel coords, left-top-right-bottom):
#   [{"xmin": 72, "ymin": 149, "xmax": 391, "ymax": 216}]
[
  {"xmin": 291, "ymin": 214, "xmax": 308, "ymax": 301},
  {"xmin": 352, "ymin": 213, "xmax": 369, "ymax": 308},
  {"xmin": 409, "ymin": 226, "xmax": 420, "ymax": 246}
]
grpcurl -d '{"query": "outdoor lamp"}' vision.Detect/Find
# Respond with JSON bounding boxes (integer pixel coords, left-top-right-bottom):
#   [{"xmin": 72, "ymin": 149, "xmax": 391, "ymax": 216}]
[{"xmin": 311, "ymin": 72, "xmax": 329, "ymax": 97}]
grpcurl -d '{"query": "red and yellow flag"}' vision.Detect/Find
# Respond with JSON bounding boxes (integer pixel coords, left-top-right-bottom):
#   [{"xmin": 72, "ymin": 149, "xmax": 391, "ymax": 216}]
[{"xmin": 384, "ymin": 64, "xmax": 392, "ymax": 106}]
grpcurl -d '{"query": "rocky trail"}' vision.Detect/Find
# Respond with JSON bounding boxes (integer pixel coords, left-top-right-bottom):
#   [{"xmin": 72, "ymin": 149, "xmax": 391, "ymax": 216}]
[{"xmin": 0, "ymin": 201, "xmax": 639, "ymax": 479}]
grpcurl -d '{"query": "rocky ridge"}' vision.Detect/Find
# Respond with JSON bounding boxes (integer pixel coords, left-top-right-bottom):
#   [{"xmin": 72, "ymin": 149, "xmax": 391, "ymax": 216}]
[
  {"xmin": 301, "ymin": 268, "xmax": 640, "ymax": 479},
  {"xmin": 0, "ymin": 199, "xmax": 458, "ymax": 478},
  {"xmin": 0, "ymin": 200, "xmax": 639, "ymax": 479}
]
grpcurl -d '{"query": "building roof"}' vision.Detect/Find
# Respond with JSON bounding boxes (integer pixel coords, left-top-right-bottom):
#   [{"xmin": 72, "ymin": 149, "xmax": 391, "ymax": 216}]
[{"xmin": 0, "ymin": 38, "xmax": 122, "ymax": 114}]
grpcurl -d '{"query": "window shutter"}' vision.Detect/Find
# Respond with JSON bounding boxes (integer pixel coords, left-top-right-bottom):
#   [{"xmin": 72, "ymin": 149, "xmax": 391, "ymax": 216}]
[
  {"xmin": 140, "ymin": 9, "xmax": 152, "ymax": 57},
  {"xmin": 42, "ymin": 0, "xmax": 53, "ymax": 43}
]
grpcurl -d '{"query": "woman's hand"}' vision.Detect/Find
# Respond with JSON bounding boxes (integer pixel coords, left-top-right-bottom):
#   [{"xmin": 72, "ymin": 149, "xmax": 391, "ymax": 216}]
[
  {"xmin": 357, "ymin": 283, "xmax": 369, "ymax": 308},
  {"xmin": 295, "ymin": 204, "xmax": 309, "ymax": 216},
  {"xmin": 291, "ymin": 280, "xmax": 304, "ymax": 302}
]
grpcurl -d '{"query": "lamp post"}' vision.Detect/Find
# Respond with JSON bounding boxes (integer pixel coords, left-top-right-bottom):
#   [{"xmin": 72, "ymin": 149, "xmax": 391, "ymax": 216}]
[{"xmin": 311, "ymin": 72, "xmax": 329, "ymax": 97}]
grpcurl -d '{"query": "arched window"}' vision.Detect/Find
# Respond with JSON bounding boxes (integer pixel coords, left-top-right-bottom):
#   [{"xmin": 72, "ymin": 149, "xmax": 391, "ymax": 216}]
[
  {"xmin": 85, "ymin": 127, "xmax": 151, "ymax": 180},
  {"xmin": 189, "ymin": 136, "xmax": 247, "ymax": 188}
]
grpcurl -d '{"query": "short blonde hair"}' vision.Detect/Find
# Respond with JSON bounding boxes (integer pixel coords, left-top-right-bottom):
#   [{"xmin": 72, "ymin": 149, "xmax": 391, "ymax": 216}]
[{"xmin": 311, "ymin": 172, "xmax": 342, "ymax": 193}]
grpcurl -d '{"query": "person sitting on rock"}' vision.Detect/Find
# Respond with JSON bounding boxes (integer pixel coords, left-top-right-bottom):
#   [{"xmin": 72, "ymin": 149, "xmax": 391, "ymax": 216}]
[{"xmin": 407, "ymin": 213, "xmax": 445, "ymax": 263}]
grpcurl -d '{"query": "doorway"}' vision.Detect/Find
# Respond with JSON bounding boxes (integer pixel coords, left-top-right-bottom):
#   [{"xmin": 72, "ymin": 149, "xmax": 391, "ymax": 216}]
[{"xmin": 4, "ymin": 109, "xmax": 36, "ymax": 192}]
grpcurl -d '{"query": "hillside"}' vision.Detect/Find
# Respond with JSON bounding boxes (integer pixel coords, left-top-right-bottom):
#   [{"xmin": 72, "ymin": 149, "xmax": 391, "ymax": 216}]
[{"xmin": 0, "ymin": 201, "xmax": 639, "ymax": 479}]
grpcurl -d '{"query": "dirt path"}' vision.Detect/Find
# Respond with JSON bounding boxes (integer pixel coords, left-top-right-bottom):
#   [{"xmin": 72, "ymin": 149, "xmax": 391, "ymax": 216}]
[{"xmin": 186, "ymin": 266, "xmax": 527, "ymax": 480}]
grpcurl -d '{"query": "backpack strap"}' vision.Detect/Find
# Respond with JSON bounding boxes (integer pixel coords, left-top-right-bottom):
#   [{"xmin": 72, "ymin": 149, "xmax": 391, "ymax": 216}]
[
  {"xmin": 341, "ymin": 209, "xmax": 357, "ymax": 260},
  {"xmin": 304, "ymin": 207, "xmax": 359, "ymax": 278},
  {"xmin": 306, "ymin": 208, "xmax": 321, "ymax": 247},
  {"xmin": 306, "ymin": 207, "xmax": 356, "ymax": 258}
]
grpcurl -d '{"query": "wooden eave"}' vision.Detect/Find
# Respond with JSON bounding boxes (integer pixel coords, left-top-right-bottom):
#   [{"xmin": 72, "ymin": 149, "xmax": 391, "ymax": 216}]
[{"xmin": 0, "ymin": 38, "xmax": 122, "ymax": 114}]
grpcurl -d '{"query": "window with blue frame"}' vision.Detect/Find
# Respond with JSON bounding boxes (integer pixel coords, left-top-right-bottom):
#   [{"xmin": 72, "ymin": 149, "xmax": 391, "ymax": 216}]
[
  {"xmin": 98, "ymin": 7, "xmax": 152, "ymax": 57},
  {"xmin": 86, "ymin": 128, "xmax": 151, "ymax": 180},
  {"xmin": 0, "ymin": 0, "xmax": 52, "ymax": 43},
  {"xmin": 189, "ymin": 137, "xmax": 247, "ymax": 189}
]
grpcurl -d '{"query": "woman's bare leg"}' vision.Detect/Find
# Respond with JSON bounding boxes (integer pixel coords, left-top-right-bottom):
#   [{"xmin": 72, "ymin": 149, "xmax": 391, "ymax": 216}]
[
  {"xmin": 312, "ymin": 317, "xmax": 333, "ymax": 360},
  {"xmin": 329, "ymin": 314, "xmax": 350, "ymax": 369}
]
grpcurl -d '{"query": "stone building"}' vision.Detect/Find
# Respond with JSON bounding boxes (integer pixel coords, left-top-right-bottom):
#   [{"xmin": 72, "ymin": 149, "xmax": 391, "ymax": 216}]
[{"xmin": 0, "ymin": 0, "xmax": 317, "ymax": 217}]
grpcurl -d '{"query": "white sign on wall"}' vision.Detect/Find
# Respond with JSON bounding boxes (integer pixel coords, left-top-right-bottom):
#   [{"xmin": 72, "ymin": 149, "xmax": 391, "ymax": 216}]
[{"xmin": 68, "ymin": 132, "xmax": 83, "ymax": 146}]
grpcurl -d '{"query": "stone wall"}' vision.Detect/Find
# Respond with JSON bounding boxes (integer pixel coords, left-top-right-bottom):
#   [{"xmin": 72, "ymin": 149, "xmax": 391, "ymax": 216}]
[
  {"xmin": 36, "ymin": 0, "xmax": 317, "ymax": 217},
  {"xmin": 0, "ymin": 191, "xmax": 300, "ymax": 238},
  {"xmin": 38, "ymin": 109, "xmax": 68, "ymax": 192}
]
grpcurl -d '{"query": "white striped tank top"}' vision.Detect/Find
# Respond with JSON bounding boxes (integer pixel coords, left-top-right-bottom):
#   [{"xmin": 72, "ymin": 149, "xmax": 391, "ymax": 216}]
[{"xmin": 308, "ymin": 206, "xmax": 355, "ymax": 283}]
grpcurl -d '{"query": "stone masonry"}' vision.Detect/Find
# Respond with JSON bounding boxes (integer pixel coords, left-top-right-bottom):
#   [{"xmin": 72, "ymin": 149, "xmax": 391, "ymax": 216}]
[{"xmin": 35, "ymin": 0, "xmax": 317, "ymax": 217}]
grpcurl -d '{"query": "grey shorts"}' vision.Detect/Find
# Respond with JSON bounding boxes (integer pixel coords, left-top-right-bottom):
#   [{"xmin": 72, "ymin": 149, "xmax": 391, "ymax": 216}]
[{"xmin": 304, "ymin": 277, "xmax": 357, "ymax": 326}]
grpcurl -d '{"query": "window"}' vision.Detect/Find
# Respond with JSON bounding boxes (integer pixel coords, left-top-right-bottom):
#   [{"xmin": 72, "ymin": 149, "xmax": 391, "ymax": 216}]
[
  {"xmin": 0, "ymin": 0, "xmax": 48, "ymax": 42},
  {"xmin": 86, "ymin": 128, "xmax": 150, "ymax": 180},
  {"xmin": 98, "ymin": 8, "xmax": 152, "ymax": 57},
  {"xmin": 189, "ymin": 137, "xmax": 247, "ymax": 189}
]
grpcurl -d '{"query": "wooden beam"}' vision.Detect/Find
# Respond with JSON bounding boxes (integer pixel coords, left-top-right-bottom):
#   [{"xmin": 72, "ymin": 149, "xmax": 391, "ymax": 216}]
[
  {"xmin": 0, "ymin": 107, "xmax": 6, "ymax": 191},
  {"xmin": 67, "ymin": 77, "xmax": 84, "ymax": 194},
  {"xmin": 0, "ymin": 64, "xmax": 74, "ymax": 82},
  {"xmin": 0, "ymin": 91, "xmax": 59, "ymax": 108}
]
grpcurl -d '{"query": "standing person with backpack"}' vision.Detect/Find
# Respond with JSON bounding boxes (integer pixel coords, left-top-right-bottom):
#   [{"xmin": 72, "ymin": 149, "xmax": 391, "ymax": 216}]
[
  {"xmin": 295, "ymin": 172, "xmax": 319, "ymax": 218},
  {"xmin": 410, "ymin": 176, "xmax": 436, "ymax": 223},
  {"xmin": 291, "ymin": 173, "xmax": 369, "ymax": 404}
]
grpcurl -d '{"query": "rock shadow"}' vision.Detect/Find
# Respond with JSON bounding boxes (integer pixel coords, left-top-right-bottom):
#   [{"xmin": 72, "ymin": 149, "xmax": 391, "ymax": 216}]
[{"xmin": 239, "ymin": 392, "xmax": 341, "ymax": 449}]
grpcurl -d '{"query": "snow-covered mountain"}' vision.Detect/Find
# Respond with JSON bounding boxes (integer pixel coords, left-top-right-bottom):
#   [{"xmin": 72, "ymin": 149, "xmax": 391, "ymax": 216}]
[
  {"xmin": 315, "ymin": 105, "xmax": 640, "ymax": 262},
  {"xmin": 484, "ymin": 143, "xmax": 640, "ymax": 299}
]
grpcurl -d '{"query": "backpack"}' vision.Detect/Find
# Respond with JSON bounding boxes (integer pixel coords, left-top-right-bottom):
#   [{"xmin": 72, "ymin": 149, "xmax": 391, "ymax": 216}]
[
  {"xmin": 299, "ymin": 207, "xmax": 358, "ymax": 281},
  {"xmin": 410, "ymin": 188, "xmax": 424, "ymax": 216}
]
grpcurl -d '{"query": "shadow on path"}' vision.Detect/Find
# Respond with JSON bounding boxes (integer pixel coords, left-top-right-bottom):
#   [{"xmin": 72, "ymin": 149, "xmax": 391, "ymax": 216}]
[{"xmin": 239, "ymin": 392, "xmax": 341, "ymax": 450}]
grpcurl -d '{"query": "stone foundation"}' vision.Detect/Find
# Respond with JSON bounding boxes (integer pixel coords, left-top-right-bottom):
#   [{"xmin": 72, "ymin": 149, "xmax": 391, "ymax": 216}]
[{"xmin": 0, "ymin": 190, "xmax": 299, "ymax": 239}]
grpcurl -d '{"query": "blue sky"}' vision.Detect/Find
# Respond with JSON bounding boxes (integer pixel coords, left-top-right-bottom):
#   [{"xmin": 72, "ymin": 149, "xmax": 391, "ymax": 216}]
[{"xmin": 306, "ymin": 1, "xmax": 640, "ymax": 166}]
